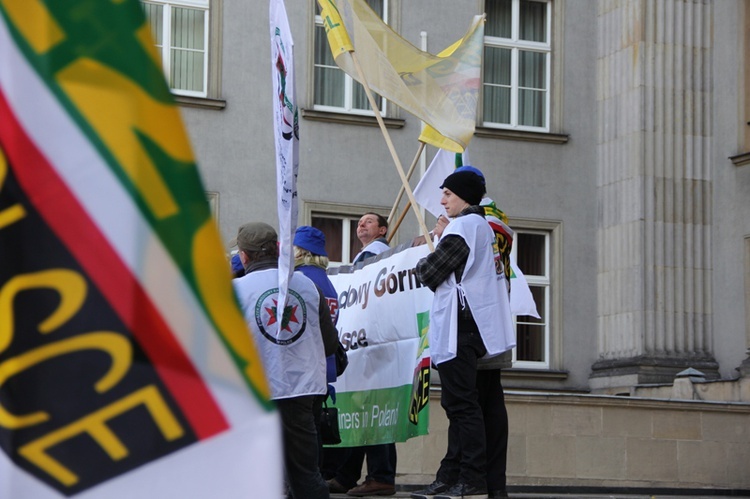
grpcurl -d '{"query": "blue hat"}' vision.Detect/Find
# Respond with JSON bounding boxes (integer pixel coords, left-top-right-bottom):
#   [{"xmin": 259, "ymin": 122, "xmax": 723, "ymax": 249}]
[
  {"xmin": 294, "ymin": 226, "xmax": 327, "ymax": 256},
  {"xmin": 454, "ymin": 165, "xmax": 485, "ymax": 184},
  {"xmin": 230, "ymin": 254, "xmax": 243, "ymax": 274}
]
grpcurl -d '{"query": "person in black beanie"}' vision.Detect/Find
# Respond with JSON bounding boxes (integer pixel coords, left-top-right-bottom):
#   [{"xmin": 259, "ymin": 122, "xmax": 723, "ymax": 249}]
[{"xmin": 413, "ymin": 169, "xmax": 515, "ymax": 499}]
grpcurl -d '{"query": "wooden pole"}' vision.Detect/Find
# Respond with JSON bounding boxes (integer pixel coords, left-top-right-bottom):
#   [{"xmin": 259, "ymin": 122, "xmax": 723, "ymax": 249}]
[
  {"xmin": 387, "ymin": 141, "xmax": 426, "ymax": 225},
  {"xmin": 348, "ymin": 52, "xmax": 434, "ymax": 252},
  {"xmin": 387, "ymin": 200, "xmax": 412, "ymax": 244}
]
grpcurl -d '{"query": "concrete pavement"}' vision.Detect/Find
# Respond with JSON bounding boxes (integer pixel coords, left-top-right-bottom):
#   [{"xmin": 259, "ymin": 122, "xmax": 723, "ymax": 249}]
[{"xmin": 331, "ymin": 491, "xmax": 750, "ymax": 498}]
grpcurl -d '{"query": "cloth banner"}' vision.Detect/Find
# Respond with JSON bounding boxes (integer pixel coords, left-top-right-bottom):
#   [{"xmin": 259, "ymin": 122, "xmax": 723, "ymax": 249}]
[
  {"xmin": 0, "ymin": 1, "xmax": 281, "ymax": 497},
  {"xmin": 270, "ymin": 0, "xmax": 300, "ymax": 314},
  {"xmin": 317, "ymin": 0, "xmax": 484, "ymax": 152},
  {"xmin": 327, "ymin": 246, "xmax": 432, "ymax": 446}
]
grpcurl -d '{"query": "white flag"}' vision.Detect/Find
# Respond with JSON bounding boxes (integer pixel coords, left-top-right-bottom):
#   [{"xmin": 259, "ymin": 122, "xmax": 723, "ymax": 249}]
[
  {"xmin": 270, "ymin": 0, "xmax": 299, "ymax": 312},
  {"xmin": 413, "ymin": 148, "xmax": 470, "ymax": 218},
  {"xmin": 510, "ymin": 254, "xmax": 541, "ymax": 319}
]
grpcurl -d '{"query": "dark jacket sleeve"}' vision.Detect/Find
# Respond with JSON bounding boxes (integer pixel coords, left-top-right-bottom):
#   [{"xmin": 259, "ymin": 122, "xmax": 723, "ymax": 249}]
[
  {"xmin": 318, "ymin": 288, "xmax": 339, "ymax": 356},
  {"xmin": 415, "ymin": 235, "xmax": 470, "ymax": 291}
]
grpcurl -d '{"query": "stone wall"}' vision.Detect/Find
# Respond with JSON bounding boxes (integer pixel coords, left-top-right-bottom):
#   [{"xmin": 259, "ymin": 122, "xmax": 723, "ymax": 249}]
[{"xmin": 395, "ymin": 390, "xmax": 750, "ymax": 491}]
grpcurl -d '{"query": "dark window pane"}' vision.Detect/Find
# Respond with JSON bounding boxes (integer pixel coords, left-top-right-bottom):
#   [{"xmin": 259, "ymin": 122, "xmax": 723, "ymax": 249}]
[
  {"xmin": 312, "ymin": 216, "xmax": 343, "ymax": 262},
  {"xmin": 365, "ymin": 0, "xmax": 384, "ymax": 19},
  {"xmin": 142, "ymin": 3, "xmax": 163, "ymax": 46},
  {"xmin": 314, "ymin": 67, "xmax": 345, "ymax": 107},
  {"xmin": 519, "ymin": 0, "xmax": 547, "ymax": 43},
  {"xmin": 315, "ymin": 26, "xmax": 336, "ymax": 66},
  {"xmin": 519, "ymin": 88, "xmax": 545, "ymax": 127},
  {"xmin": 483, "ymin": 85, "xmax": 510, "ymax": 124},
  {"xmin": 519, "ymin": 50, "xmax": 546, "ymax": 89},
  {"xmin": 485, "ymin": 0, "xmax": 512, "ymax": 38},
  {"xmin": 349, "ymin": 219, "xmax": 362, "ymax": 260},
  {"xmin": 353, "ymin": 81, "xmax": 382, "ymax": 111},
  {"xmin": 172, "ymin": 7, "xmax": 204, "ymax": 50},
  {"xmin": 517, "ymin": 233, "xmax": 545, "ymax": 275},
  {"xmin": 483, "ymin": 46, "xmax": 511, "ymax": 85},
  {"xmin": 517, "ymin": 286, "xmax": 545, "ymax": 323},
  {"xmin": 516, "ymin": 323, "xmax": 544, "ymax": 361}
]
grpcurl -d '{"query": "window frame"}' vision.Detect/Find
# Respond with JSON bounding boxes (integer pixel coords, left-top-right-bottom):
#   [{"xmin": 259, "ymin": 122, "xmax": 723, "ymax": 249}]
[
  {"xmin": 312, "ymin": 0, "xmax": 389, "ymax": 117},
  {"xmin": 142, "ymin": 0, "xmax": 224, "ymax": 103},
  {"xmin": 482, "ymin": 0, "xmax": 552, "ymax": 132},
  {"xmin": 303, "ymin": 201, "xmax": 393, "ymax": 266},
  {"xmin": 507, "ymin": 218, "xmax": 561, "ymax": 370}
]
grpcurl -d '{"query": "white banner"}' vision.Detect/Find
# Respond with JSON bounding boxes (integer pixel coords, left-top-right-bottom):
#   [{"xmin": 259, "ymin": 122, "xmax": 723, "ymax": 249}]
[
  {"xmin": 270, "ymin": 0, "xmax": 299, "ymax": 311},
  {"xmin": 328, "ymin": 246, "xmax": 433, "ymax": 445}
]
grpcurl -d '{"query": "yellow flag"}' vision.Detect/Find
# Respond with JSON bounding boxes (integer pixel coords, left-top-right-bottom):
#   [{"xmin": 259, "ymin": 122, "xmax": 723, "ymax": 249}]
[
  {"xmin": 317, "ymin": 0, "xmax": 353, "ymax": 55},
  {"xmin": 318, "ymin": 0, "xmax": 484, "ymax": 152}
]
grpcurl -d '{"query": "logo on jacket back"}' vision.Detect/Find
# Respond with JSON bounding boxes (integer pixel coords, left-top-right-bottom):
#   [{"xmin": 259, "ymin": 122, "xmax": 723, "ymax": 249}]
[{"xmin": 254, "ymin": 288, "xmax": 308, "ymax": 345}]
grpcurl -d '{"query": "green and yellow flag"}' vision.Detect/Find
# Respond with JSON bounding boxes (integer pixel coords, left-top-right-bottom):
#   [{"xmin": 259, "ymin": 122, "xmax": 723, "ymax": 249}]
[{"xmin": 0, "ymin": 1, "xmax": 280, "ymax": 496}]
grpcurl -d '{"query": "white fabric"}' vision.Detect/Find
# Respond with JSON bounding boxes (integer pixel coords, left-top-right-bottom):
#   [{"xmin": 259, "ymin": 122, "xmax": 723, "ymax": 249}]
[
  {"xmin": 429, "ymin": 214, "xmax": 516, "ymax": 365},
  {"xmin": 234, "ymin": 269, "xmax": 326, "ymax": 399},
  {"xmin": 352, "ymin": 239, "xmax": 390, "ymax": 264},
  {"xmin": 413, "ymin": 148, "xmax": 471, "ymax": 218},
  {"xmin": 270, "ymin": 0, "xmax": 299, "ymax": 314}
]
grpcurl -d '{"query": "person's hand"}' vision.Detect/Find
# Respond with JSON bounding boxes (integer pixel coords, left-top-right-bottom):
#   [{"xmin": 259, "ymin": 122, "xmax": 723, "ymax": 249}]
[{"xmin": 434, "ymin": 215, "xmax": 449, "ymax": 238}]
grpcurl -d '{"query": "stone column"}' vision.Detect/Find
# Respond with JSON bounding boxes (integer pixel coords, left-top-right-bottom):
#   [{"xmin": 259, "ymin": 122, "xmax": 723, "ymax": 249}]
[
  {"xmin": 591, "ymin": 0, "xmax": 718, "ymax": 392},
  {"xmin": 741, "ymin": 237, "xmax": 750, "ymax": 377}
]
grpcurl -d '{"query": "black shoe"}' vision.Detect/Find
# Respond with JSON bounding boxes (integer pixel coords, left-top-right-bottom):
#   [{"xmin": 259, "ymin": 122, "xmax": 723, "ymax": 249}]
[
  {"xmin": 488, "ymin": 489, "xmax": 509, "ymax": 499},
  {"xmin": 434, "ymin": 482, "xmax": 488, "ymax": 499},
  {"xmin": 410, "ymin": 480, "xmax": 452, "ymax": 498}
]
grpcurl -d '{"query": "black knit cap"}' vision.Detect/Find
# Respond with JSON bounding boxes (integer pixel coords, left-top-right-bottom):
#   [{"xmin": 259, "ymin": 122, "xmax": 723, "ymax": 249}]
[{"xmin": 440, "ymin": 170, "xmax": 485, "ymax": 206}]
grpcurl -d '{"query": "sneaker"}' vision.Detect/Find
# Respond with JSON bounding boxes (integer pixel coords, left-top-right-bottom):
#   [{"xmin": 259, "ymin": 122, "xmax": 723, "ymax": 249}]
[
  {"xmin": 327, "ymin": 478, "xmax": 351, "ymax": 494},
  {"xmin": 346, "ymin": 478, "xmax": 396, "ymax": 497},
  {"xmin": 434, "ymin": 482, "xmax": 488, "ymax": 499},
  {"xmin": 410, "ymin": 480, "xmax": 452, "ymax": 498}
]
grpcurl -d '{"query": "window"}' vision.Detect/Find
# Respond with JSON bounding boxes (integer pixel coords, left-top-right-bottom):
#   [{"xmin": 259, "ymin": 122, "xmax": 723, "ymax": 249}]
[
  {"xmin": 313, "ymin": 0, "xmax": 385, "ymax": 115},
  {"xmin": 311, "ymin": 213, "xmax": 363, "ymax": 265},
  {"xmin": 511, "ymin": 229, "xmax": 551, "ymax": 367},
  {"xmin": 304, "ymin": 202, "xmax": 391, "ymax": 266},
  {"xmin": 483, "ymin": 0, "xmax": 551, "ymax": 130},
  {"xmin": 142, "ymin": 0, "xmax": 209, "ymax": 97}
]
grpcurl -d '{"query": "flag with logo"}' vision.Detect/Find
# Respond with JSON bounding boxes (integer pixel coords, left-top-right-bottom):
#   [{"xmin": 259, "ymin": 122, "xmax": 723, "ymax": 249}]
[
  {"xmin": 270, "ymin": 0, "xmax": 299, "ymax": 314},
  {"xmin": 0, "ymin": 1, "xmax": 281, "ymax": 497},
  {"xmin": 317, "ymin": 0, "xmax": 484, "ymax": 152}
]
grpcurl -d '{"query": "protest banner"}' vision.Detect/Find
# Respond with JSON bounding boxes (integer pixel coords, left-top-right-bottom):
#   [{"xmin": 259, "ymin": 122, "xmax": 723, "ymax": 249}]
[{"xmin": 328, "ymin": 245, "xmax": 432, "ymax": 446}]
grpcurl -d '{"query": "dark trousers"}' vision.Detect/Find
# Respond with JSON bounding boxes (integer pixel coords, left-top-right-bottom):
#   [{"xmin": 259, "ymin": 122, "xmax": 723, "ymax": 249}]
[
  {"xmin": 435, "ymin": 325, "xmax": 488, "ymax": 490},
  {"xmin": 277, "ymin": 395, "xmax": 330, "ymax": 499},
  {"xmin": 437, "ymin": 369, "xmax": 508, "ymax": 492},
  {"xmin": 329, "ymin": 443, "xmax": 397, "ymax": 488}
]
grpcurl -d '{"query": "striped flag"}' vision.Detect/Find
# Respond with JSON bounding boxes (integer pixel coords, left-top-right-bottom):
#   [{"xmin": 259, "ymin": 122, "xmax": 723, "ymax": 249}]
[{"xmin": 0, "ymin": 1, "xmax": 281, "ymax": 497}]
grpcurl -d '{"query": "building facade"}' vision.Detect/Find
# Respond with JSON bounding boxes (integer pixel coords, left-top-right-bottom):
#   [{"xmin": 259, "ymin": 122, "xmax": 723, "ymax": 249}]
[{"xmin": 143, "ymin": 0, "xmax": 750, "ymax": 490}]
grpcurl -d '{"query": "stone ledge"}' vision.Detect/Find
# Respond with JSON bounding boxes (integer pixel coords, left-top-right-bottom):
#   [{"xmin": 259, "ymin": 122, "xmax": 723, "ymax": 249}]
[
  {"xmin": 301, "ymin": 108, "xmax": 405, "ymax": 129},
  {"xmin": 174, "ymin": 95, "xmax": 227, "ymax": 110}
]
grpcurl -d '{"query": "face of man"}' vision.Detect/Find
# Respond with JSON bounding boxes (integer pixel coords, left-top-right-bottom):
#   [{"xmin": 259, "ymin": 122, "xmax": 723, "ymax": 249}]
[
  {"xmin": 356, "ymin": 214, "xmax": 386, "ymax": 246},
  {"xmin": 441, "ymin": 188, "xmax": 470, "ymax": 218}
]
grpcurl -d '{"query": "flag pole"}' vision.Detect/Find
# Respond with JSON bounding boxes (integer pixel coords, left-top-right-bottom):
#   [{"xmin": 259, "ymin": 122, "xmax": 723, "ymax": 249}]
[
  {"xmin": 349, "ymin": 51, "xmax": 434, "ymax": 252},
  {"xmin": 387, "ymin": 141, "xmax": 426, "ymax": 225},
  {"xmin": 387, "ymin": 199, "xmax": 412, "ymax": 244}
]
